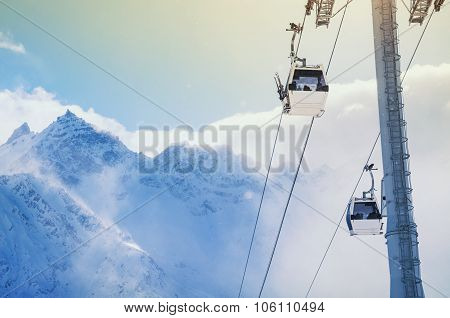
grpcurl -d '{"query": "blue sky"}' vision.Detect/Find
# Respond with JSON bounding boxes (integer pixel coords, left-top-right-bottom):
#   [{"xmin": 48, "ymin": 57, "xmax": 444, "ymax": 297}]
[{"xmin": 1, "ymin": 0, "xmax": 449, "ymax": 130}]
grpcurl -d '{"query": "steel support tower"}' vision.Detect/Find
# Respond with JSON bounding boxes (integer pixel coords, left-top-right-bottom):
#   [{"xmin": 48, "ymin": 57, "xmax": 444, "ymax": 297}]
[
  {"xmin": 371, "ymin": 0, "xmax": 424, "ymax": 297},
  {"xmin": 316, "ymin": 0, "xmax": 335, "ymax": 26},
  {"xmin": 409, "ymin": 0, "xmax": 433, "ymax": 24},
  {"xmin": 306, "ymin": 0, "xmax": 336, "ymax": 27}
]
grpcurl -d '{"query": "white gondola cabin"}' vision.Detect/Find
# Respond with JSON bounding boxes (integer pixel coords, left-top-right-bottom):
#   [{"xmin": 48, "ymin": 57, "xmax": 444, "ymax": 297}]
[
  {"xmin": 346, "ymin": 164, "xmax": 385, "ymax": 236},
  {"xmin": 346, "ymin": 197, "xmax": 384, "ymax": 236},
  {"xmin": 285, "ymin": 60, "xmax": 328, "ymax": 117}
]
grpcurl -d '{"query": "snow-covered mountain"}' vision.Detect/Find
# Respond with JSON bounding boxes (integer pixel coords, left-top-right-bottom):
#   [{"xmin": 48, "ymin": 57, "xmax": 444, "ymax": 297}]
[
  {"xmin": 0, "ymin": 174, "xmax": 173, "ymax": 297},
  {"xmin": 0, "ymin": 111, "xmax": 136, "ymax": 184},
  {"xmin": 0, "ymin": 111, "xmax": 328, "ymax": 297},
  {"xmin": 5, "ymin": 123, "xmax": 32, "ymax": 145}
]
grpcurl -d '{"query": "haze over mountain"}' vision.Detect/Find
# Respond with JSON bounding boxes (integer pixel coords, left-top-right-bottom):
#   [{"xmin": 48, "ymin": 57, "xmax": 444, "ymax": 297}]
[
  {"xmin": 0, "ymin": 173, "xmax": 172, "ymax": 297},
  {"xmin": 1, "ymin": 111, "xmax": 322, "ymax": 297}
]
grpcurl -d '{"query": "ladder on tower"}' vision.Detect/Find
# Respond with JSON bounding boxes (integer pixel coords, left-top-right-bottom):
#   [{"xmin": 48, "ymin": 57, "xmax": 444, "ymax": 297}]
[
  {"xmin": 305, "ymin": 0, "xmax": 336, "ymax": 28},
  {"xmin": 409, "ymin": 0, "xmax": 433, "ymax": 24},
  {"xmin": 317, "ymin": 0, "xmax": 335, "ymax": 26},
  {"xmin": 380, "ymin": 0, "xmax": 423, "ymax": 296}
]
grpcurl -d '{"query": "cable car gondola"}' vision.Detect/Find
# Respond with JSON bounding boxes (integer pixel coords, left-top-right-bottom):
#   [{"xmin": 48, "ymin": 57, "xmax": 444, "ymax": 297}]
[
  {"xmin": 285, "ymin": 59, "xmax": 328, "ymax": 117},
  {"xmin": 275, "ymin": 59, "xmax": 329, "ymax": 117},
  {"xmin": 274, "ymin": 24, "xmax": 329, "ymax": 118},
  {"xmin": 346, "ymin": 164, "xmax": 384, "ymax": 236}
]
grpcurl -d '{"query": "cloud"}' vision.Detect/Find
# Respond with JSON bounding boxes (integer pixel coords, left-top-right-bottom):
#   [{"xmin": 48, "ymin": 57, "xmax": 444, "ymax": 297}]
[
  {"xmin": 0, "ymin": 64, "xmax": 449, "ymax": 297},
  {"xmin": 0, "ymin": 32, "xmax": 26, "ymax": 54},
  {"xmin": 255, "ymin": 64, "xmax": 450, "ymax": 297},
  {"xmin": 0, "ymin": 87, "xmax": 139, "ymax": 150},
  {"xmin": 202, "ymin": 63, "xmax": 450, "ymax": 297},
  {"xmin": 1, "ymin": 64, "xmax": 449, "ymax": 172}
]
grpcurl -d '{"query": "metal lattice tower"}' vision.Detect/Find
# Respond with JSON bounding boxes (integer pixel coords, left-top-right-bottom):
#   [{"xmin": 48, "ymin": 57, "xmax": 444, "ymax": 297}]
[
  {"xmin": 371, "ymin": 0, "xmax": 424, "ymax": 297},
  {"xmin": 305, "ymin": 0, "xmax": 336, "ymax": 27},
  {"xmin": 409, "ymin": 0, "xmax": 433, "ymax": 24},
  {"xmin": 434, "ymin": 0, "xmax": 445, "ymax": 12},
  {"xmin": 316, "ymin": 0, "xmax": 335, "ymax": 26}
]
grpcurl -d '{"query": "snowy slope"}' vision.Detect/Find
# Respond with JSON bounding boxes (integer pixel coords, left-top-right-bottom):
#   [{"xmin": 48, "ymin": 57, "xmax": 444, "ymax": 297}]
[
  {"xmin": 0, "ymin": 174, "xmax": 174, "ymax": 297},
  {"xmin": 6, "ymin": 123, "xmax": 32, "ymax": 144}
]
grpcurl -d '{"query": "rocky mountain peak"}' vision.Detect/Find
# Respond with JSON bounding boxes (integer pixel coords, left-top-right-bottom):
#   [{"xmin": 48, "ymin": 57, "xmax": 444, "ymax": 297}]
[{"xmin": 6, "ymin": 122, "xmax": 31, "ymax": 144}]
